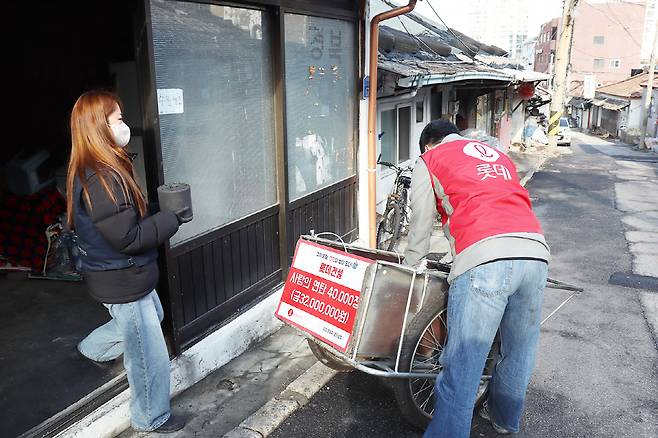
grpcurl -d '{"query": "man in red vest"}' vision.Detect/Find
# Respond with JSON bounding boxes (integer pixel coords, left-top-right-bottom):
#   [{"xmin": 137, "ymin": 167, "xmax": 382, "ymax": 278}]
[{"xmin": 404, "ymin": 120, "xmax": 550, "ymax": 438}]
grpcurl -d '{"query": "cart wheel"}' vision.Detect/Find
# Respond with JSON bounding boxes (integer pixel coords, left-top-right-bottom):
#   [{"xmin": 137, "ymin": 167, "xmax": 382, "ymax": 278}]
[
  {"xmin": 307, "ymin": 339, "xmax": 353, "ymax": 372},
  {"xmin": 376, "ymin": 203, "xmax": 402, "ymax": 251},
  {"xmin": 391, "ymin": 290, "xmax": 500, "ymax": 430}
]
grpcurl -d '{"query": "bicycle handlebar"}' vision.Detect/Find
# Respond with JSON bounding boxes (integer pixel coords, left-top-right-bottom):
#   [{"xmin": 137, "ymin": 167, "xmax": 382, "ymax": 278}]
[{"xmin": 377, "ymin": 158, "xmax": 413, "ymax": 174}]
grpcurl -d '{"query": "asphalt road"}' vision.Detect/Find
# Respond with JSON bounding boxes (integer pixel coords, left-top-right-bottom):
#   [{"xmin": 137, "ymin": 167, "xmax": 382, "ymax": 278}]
[{"xmin": 271, "ymin": 134, "xmax": 658, "ymax": 438}]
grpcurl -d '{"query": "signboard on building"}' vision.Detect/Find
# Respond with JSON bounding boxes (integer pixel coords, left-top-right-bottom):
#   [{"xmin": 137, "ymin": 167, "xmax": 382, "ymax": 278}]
[
  {"xmin": 584, "ymin": 74, "xmax": 596, "ymax": 99},
  {"xmin": 275, "ymin": 239, "xmax": 373, "ymax": 352}
]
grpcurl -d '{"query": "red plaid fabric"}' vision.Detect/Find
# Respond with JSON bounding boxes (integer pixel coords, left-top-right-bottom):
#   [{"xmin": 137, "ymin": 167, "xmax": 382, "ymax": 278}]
[{"xmin": 0, "ymin": 187, "xmax": 65, "ymax": 270}]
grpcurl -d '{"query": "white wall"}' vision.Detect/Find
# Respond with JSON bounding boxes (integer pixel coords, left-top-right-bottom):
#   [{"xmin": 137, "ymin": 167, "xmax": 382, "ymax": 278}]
[
  {"xmin": 648, "ymin": 88, "xmax": 658, "ymax": 137},
  {"xmin": 356, "ymin": 5, "xmax": 371, "ymax": 245},
  {"xmin": 509, "ymin": 94, "xmax": 526, "ymax": 145},
  {"xmin": 627, "ymin": 98, "xmax": 645, "ymax": 130},
  {"xmin": 375, "ymin": 88, "xmax": 430, "ymax": 212}
]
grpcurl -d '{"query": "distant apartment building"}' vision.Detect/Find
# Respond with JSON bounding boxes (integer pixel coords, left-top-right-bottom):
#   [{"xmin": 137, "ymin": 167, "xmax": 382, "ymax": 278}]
[
  {"xmin": 569, "ymin": 1, "xmax": 646, "ymax": 91},
  {"xmin": 534, "ymin": 1, "xmax": 648, "ymax": 97},
  {"xmin": 534, "ymin": 18, "xmax": 560, "ymax": 76},
  {"xmin": 520, "ymin": 36, "xmax": 538, "ymax": 70},
  {"xmin": 456, "ymin": 0, "xmax": 530, "ymax": 59}
]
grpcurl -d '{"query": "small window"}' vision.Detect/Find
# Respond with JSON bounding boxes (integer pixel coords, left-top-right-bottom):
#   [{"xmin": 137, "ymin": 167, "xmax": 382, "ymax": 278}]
[
  {"xmin": 593, "ymin": 35, "xmax": 604, "ymax": 45},
  {"xmin": 551, "ymin": 26, "xmax": 558, "ymax": 40},
  {"xmin": 610, "ymin": 59, "xmax": 621, "ymax": 68},
  {"xmin": 416, "ymin": 100, "xmax": 424, "ymax": 123},
  {"xmin": 593, "ymin": 58, "xmax": 605, "ymax": 69},
  {"xmin": 380, "ymin": 109, "xmax": 397, "ymax": 165},
  {"xmin": 398, "ymin": 106, "xmax": 411, "ymax": 162},
  {"xmin": 379, "ymin": 106, "xmax": 412, "ymax": 165}
]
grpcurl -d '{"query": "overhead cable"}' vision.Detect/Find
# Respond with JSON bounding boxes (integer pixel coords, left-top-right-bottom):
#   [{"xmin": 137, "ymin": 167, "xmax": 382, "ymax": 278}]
[
  {"xmin": 396, "ymin": 16, "xmax": 442, "ymax": 58},
  {"xmin": 425, "ymin": 0, "xmax": 479, "ymax": 57}
]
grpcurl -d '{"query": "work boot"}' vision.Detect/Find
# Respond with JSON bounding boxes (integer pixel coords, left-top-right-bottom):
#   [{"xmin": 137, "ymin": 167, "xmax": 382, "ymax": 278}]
[
  {"xmin": 479, "ymin": 401, "xmax": 513, "ymax": 435},
  {"xmin": 153, "ymin": 415, "xmax": 186, "ymax": 433}
]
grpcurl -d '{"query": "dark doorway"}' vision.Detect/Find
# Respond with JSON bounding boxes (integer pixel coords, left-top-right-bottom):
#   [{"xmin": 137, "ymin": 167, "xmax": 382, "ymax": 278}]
[{"xmin": 2, "ymin": 1, "xmax": 143, "ymax": 435}]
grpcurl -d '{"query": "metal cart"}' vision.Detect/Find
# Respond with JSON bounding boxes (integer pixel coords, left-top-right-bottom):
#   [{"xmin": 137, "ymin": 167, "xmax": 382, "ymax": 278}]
[{"xmin": 279, "ymin": 235, "xmax": 581, "ymax": 430}]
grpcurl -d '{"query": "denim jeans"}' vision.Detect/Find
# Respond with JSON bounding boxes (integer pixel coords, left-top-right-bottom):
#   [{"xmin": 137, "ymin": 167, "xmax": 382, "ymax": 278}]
[
  {"xmin": 423, "ymin": 259, "xmax": 548, "ymax": 438},
  {"xmin": 78, "ymin": 290, "xmax": 171, "ymax": 431}
]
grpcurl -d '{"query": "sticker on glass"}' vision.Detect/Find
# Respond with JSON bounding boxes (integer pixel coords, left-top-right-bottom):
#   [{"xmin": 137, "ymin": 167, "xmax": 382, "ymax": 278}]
[{"xmin": 157, "ymin": 89, "xmax": 184, "ymax": 115}]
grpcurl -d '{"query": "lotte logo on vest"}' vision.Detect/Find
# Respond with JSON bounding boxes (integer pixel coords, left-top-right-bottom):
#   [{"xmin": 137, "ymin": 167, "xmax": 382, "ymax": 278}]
[{"xmin": 462, "ymin": 142, "xmax": 500, "ymax": 162}]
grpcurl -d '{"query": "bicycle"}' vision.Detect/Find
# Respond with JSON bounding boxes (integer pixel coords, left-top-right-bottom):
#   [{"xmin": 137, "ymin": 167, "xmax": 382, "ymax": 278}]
[{"xmin": 376, "ymin": 156, "xmax": 413, "ymax": 251}]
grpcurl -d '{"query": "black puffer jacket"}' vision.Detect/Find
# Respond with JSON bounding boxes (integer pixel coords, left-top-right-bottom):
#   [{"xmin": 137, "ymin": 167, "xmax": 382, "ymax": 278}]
[{"xmin": 74, "ymin": 170, "xmax": 179, "ymax": 303}]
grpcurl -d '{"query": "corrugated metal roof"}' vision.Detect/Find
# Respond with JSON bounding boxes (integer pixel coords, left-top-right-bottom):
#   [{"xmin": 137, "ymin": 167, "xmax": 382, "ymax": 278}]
[
  {"xmin": 380, "ymin": 55, "xmax": 514, "ymax": 87},
  {"xmin": 375, "ymin": 15, "xmax": 543, "ymax": 88},
  {"xmin": 591, "ymin": 97, "xmax": 629, "ymax": 111},
  {"xmin": 596, "ymin": 73, "xmax": 649, "ymax": 99}
]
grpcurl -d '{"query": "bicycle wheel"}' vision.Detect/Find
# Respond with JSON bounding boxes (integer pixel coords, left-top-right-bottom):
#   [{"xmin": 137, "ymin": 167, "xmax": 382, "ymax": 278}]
[
  {"xmin": 391, "ymin": 290, "xmax": 500, "ymax": 430},
  {"xmin": 307, "ymin": 339, "xmax": 353, "ymax": 372},
  {"xmin": 376, "ymin": 203, "xmax": 402, "ymax": 251}
]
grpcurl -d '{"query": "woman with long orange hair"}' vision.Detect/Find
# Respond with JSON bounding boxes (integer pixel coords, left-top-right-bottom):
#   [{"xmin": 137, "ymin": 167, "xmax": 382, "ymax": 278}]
[{"xmin": 67, "ymin": 90, "xmax": 189, "ymax": 433}]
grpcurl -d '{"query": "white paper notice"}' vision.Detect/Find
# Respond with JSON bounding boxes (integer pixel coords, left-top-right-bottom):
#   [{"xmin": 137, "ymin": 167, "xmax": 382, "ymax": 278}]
[{"xmin": 157, "ymin": 89, "xmax": 184, "ymax": 115}]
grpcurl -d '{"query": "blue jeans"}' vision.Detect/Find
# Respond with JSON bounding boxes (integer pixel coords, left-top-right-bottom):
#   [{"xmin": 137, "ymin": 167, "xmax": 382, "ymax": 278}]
[
  {"xmin": 78, "ymin": 290, "xmax": 171, "ymax": 431},
  {"xmin": 423, "ymin": 259, "xmax": 548, "ymax": 438}
]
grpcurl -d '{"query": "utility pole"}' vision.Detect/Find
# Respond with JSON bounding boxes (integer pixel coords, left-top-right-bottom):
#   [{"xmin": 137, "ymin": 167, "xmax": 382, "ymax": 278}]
[
  {"xmin": 547, "ymin": 0, "xmax": 579, "ymax": 149},
  {"xmin": 639, "ymin": 29, "xmax": 657, "ymax": 151}
]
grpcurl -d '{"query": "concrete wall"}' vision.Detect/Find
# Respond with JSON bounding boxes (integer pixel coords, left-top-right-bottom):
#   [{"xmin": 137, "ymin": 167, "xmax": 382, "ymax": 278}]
[
  {"xmin": 648, "ymin": 88, "xmax": 658, "ymax": 137},
  {"xmin": 627, "ymin": 98, "xmax": 645, "ymax": 130},
  {"xmin": 510, "ymin": 94, "xmax": 527, "ymax": 145}
]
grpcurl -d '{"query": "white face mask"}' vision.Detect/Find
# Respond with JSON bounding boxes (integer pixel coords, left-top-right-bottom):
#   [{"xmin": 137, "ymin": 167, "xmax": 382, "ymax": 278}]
[{"xmin": 110, "ymin": 121, "xmax": 131, "ymax": 148}]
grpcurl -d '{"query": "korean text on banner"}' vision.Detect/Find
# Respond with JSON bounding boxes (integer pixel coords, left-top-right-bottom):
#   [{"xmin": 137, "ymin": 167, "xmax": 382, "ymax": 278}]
[{"xmin": 275, "ymin": 239, "xmax": 373, "ymax": 353}]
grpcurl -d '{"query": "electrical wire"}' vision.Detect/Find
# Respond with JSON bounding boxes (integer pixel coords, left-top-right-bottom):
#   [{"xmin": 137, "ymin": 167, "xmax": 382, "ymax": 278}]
[
  {"xmin": 596, "ymin": 3, "xmax": 643, "ymax": 49},
  {"xmin": 572, "ymin": 46, "xmax": 641, "ymax": 61},
  {"xmin": 425, "ymin": 0, "xmax": 480, "ymax": 57},
  {"xmin": 396, "ymin": 16, "xmax": 442, "ymax": 58}
]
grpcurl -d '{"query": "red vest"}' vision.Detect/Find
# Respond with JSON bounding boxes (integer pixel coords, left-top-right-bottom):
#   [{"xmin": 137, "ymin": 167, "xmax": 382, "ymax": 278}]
[{"xmin": 421, "ymin": 138, "xmax": 543, "ymax": 255}]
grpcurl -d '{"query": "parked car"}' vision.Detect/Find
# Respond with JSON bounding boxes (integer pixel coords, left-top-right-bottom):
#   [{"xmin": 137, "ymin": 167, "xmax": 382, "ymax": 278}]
[{"xmin": 558, "ymin": 117, "xmax": 572, "ymax": 146}]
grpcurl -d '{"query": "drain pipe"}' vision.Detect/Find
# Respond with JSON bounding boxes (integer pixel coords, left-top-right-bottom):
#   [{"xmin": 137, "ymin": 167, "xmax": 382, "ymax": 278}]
[{"xmin": 367, "ymin": 0, "xmax": 417, "ymax": 248}]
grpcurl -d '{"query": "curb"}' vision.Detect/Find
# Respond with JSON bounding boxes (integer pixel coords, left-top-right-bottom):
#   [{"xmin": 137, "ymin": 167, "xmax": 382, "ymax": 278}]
[
  {"xmin": 639, "ymin": 292, "xmax": 658, "ymax": 350},
  {"xmin": 223, "ymin": 361, "xmax": 338, "ymax": 438}
]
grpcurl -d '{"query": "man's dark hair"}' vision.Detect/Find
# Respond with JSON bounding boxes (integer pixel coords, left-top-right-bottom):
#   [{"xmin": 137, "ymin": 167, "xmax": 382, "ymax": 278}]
[{"xmin": 419, "ymin": 119, "xmax": 460, "ymax": 154}]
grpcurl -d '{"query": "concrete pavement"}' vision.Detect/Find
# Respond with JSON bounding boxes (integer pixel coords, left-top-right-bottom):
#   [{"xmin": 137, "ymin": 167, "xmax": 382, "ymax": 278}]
[
  {"xmin": 117, "ymin": 325, "xmax": 318, "ymax": 438},
  {"xmin": 579, "ymin": 132, "xmax": 658, "ymax": 348}
]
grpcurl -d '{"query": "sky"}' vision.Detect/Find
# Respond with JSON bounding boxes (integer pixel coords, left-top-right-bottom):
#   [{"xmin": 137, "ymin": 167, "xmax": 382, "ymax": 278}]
[{"xmin": 390, "ymin": 0, "xmax": 565, "ymax": 39}]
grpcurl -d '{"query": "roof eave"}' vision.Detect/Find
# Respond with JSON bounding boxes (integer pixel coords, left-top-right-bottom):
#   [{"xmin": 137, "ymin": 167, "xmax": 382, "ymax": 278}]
[{"xmin": 398, "ymin": 71, "xmax": 513, "ymax": 87}]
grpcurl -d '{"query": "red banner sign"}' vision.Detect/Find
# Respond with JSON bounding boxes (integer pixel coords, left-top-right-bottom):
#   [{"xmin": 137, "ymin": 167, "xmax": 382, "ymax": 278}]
[{"xmin": 275, "ymin": 239, "xmax": 373, "ymax": 352}]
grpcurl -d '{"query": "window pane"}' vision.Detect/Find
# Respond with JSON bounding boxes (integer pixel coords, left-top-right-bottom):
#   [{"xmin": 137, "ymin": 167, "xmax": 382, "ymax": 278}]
[
  {"xmin": 398, "ymin": 106, "xmax": 411, "ymax": 162},
  {"xmin": 151, "ymin": 1, "xmax": 276, "ymax": 245},
  {"xmin": 430, "ymin": 90, "xmax": 442, "ymax": 120},
  {"xmin": 416, "ymin": 100, "xmax": 424, "ymax": 123},
  {"xmin": 593, "ymin": 58, "xmax": 605, "ymax": 69},
  {"xmin": 284, "ymin": 14, "xmax": 356, "ymax": 201},
  {"xmin": 380, "ymin": 109, "xmax": 396, "ymax": 164}
]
